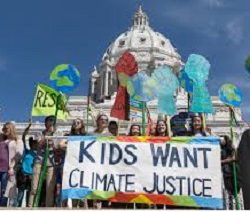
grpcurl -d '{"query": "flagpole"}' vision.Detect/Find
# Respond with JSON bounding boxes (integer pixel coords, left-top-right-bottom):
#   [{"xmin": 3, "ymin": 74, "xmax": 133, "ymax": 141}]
[
  {"xmin": 141, "ymin": 101, "xmax": 146, "ymax": 135},
  {"xmin": 117, "ymin": 120, "xmax": 120, "ymax": 136},
  {"xmin": 201, "ymin": 113, "xmax": 206, "ymax": 132},
  {"xmin": 30, "ymin": 84, "xmax": 37, "ymax": 126},
  {"xmin": 33, "ymin": 93, "xmax": 61, "ymax": 207},
  {"xmin": 146, "ymin": 105, "xmax": 152, "ymax": 136},
  {"xmin": 187, "ymin": 93, "xmax": 190, "ymax": 111},
  {"xmin": 30, "ymin": 113, "xmax": 33, "ymax": 123},
  {"xmin": 229, "ymin": 106, "xmax": 240, "ymax": 210},
  {"xmin": 86, "ymin": 77, "xmax": 91, "ymax": 133}
]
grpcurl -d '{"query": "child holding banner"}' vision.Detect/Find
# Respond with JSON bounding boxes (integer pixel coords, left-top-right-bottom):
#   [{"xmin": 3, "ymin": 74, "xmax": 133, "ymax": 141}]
[
  {"xmin": 152, "ymin": 119, "xmax": 169, "ymax": 209},
  {"xmin": 128, "ymin": 124, "xmax": 142, "ymax": 209},
  {"xmin": 190, "ymin": 113, "xmax": 210, "ymax": 136},
  {"xmin": 68, "ymin": 118, "xmax": 86, "ymax": 136},
  {"xmin": 59, "ymin": 118, "xmax": 87, "ymax": 151},
  {"xmin": 155, "ymin": 120, "xmax": 168, "ymax": 137},
  {"xmin": 108, "ymin": 121, "xmax": 118, "ymax": 136},
  {"xmin": 89, "ymin": 113, "xmax": 112, "ymax": 209},
  {"xmin": 92, "ymin": 113, "xmax": 112, "ymax": 136},
  {"xmin": 58, "ymin": 118, "xmax": 88, "ymax": 208}
]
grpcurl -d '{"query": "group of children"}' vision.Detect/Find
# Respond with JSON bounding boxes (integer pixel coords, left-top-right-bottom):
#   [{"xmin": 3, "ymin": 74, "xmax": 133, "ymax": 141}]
[{"xmin": 0, "ymin": 112, "xmax": 240, "ymax": 208}]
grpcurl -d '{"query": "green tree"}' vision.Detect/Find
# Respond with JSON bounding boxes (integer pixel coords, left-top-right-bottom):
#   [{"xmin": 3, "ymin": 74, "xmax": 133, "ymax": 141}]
[{"xmin": 245, "ymin": 55, "xmax": 250, "ymax": 71}]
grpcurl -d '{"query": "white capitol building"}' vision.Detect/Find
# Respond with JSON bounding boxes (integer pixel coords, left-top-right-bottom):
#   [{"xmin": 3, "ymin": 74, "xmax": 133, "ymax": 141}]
[{"xmin": 3, "ymin": 6, "xmax": 246, "ymax": 141}]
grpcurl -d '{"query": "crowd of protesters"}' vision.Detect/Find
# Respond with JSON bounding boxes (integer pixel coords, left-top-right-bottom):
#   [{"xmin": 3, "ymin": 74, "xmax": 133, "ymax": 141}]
[{"xmin": 0, "ymin": 112, "xmax": 245, "ymax": 209}]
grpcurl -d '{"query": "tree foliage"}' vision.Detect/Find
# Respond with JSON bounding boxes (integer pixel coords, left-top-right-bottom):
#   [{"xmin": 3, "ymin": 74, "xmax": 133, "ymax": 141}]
[{"xmin": 245, "ymin": 55, "xmax": 250, "ymax": 71}]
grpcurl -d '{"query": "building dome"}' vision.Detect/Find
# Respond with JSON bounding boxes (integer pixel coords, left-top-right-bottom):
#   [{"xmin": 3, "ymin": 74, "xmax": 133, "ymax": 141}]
[
  {"xmin": 102, "ymin": 6, "xmax": 182, "ymax": 72},
  {"xmin": 91, "ymin": 6, "xmax": 184, "ymax": 101}
]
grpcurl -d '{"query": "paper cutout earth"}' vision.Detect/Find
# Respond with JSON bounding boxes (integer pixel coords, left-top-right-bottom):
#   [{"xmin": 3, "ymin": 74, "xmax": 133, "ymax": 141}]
[
  {"xmin": 218, "ymin": 83, "xmax": 243, "ymax": 107},
  {"xmin": 49, "ymin": 64, "xmax": 80, "ymax": 93}
]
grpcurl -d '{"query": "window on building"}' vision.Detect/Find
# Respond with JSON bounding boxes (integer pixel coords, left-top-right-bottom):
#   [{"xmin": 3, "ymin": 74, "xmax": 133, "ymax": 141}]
[
  {"xmin": 119, "ymin": 40, "xmax": 125, "ymax": 47},
  {"xmin": 140, "ymin": 37, "xmax": 146, "ymax": 43},
  {"xmin": 102, "ymin": 76, "xmax": 105, "ymax": 96},
  {"xmin": 108, "ymin": 72, "xmax": 112, "ymax": 87}
]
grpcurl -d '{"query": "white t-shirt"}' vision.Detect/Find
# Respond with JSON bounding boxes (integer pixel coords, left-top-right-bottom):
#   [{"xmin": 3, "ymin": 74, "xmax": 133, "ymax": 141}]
[
  {"xmin": 89, "ymin": 129, "xmax": 113, "ymax": 136},
  {"xmin": 15, "ymin": 139, "xmax": 24, "ymax": 163}
]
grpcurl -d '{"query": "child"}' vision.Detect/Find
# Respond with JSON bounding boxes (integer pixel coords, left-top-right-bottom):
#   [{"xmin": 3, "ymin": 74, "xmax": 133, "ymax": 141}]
[{"xmin": 16, "ymin": 123, "xmax": 38, "ymax": 207}]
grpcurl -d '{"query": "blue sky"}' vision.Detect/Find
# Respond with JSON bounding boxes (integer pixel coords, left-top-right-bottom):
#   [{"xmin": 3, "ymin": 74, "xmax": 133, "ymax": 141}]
[{"xmin": 0, "ymin": 0, "xmax": 250, "ymax": 122}]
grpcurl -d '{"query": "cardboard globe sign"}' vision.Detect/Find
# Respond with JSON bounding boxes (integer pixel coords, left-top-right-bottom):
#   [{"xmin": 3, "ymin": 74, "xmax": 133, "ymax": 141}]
[
  {"xmin": 49, "ymin": 64, "xmax": 80, "ymax": 93},
  {"xmin": 127, "ymin": 71, "xmax": 156, "ymax": 102},
  {"xmin": 219, "ymin": 83, "xmax": 243, "ymax": 107}
]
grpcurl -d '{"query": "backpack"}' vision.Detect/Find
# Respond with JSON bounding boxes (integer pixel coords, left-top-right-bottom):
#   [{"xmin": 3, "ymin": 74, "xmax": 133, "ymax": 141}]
[{"xmin": 21, "ymin": 149, "xmax": 36, "ymax": 175}]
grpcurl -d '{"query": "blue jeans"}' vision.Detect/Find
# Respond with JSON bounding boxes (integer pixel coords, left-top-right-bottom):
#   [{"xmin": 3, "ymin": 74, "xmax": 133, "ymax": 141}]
[
  {"xmin": 16, "ymin": 188, "xmax": 31, "ymax": 207},
  {"xmin": 15, "ymin": 173, "xmax": 31, "ymax": 207},
  {"xmin": 0, "ymin": 171, "xmax": 8, "ymax": 206}
]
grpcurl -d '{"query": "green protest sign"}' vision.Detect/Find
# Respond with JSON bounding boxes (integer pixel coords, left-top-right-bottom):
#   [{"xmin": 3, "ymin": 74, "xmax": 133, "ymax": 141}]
[{"xmin": 31, "ymin": 84, "xmax": 69, "ymax": 120}]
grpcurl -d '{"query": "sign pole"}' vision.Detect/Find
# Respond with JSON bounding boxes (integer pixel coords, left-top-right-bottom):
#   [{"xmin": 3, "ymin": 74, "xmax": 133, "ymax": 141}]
[
  {"xmin": 141, "ymin": 101, "xmax": 146, "ymax": 135},
  {"xmin": 201, "ymin": 113, "xmax": 206, "ymax": 132},
  {"xmin": 86, "ymin": 77, "xmax": 91, "ymax": 133},
  {"xmin": 229, "ymin": 106, "xmax": 240, "ymax": 210},
  {"xmin": 33, "ymin": 94, "xmax": 60, "ymax": 207},
  {"xmin": 117, "ymin": 120, "xmax": 121, "ymax": 136}
]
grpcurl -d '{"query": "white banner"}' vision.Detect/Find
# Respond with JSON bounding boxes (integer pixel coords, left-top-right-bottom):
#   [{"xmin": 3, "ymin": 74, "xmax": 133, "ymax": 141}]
[{"xmin": 62, "ymin": 136, "xmax": 223, "ymax": 209}]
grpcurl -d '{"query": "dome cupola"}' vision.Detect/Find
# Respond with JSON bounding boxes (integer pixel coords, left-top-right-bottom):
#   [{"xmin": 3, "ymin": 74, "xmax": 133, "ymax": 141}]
[{"xmin": 132, "ymin": 5, "xmax": 149, "ymax": 27}]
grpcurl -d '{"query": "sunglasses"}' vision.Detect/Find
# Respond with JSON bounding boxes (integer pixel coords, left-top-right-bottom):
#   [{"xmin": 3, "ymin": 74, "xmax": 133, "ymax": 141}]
[{"xmin": 99, "ymin": 118, "xmax": 108, "ymax": 121}]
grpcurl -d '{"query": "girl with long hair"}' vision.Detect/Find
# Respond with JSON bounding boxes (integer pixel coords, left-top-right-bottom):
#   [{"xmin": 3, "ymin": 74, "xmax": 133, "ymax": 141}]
[
  {"xmin": 60, "ymin": 119, "xmax": 87, "ymax": 208},
  {"xmin": 190, "ymin": 113, "xmax": 209, "ymax": 136},
  {"xmin": 155, "ymin": 120, "xmax": 168, "ymax": 136},
  {"xmin": 93, "ymin": 113, "xmax": 112, "ymax": 136},
  {"xmin": 1, "ymin": 122, "xmax": 21, "ymax": 206},
  {"xmin": 69, "ymin": 118, "xmax": 86, "ymax": 136}
]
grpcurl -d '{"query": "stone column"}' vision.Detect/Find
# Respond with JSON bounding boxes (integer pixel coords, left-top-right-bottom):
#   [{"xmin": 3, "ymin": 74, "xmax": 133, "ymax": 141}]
[
  {"xmin": 91, "ymin": 78, "xmax": 96, "ymax": 95},
  {"xmin": 105, "ymin": 70, "xmax": 109, "ymax": 97}
]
